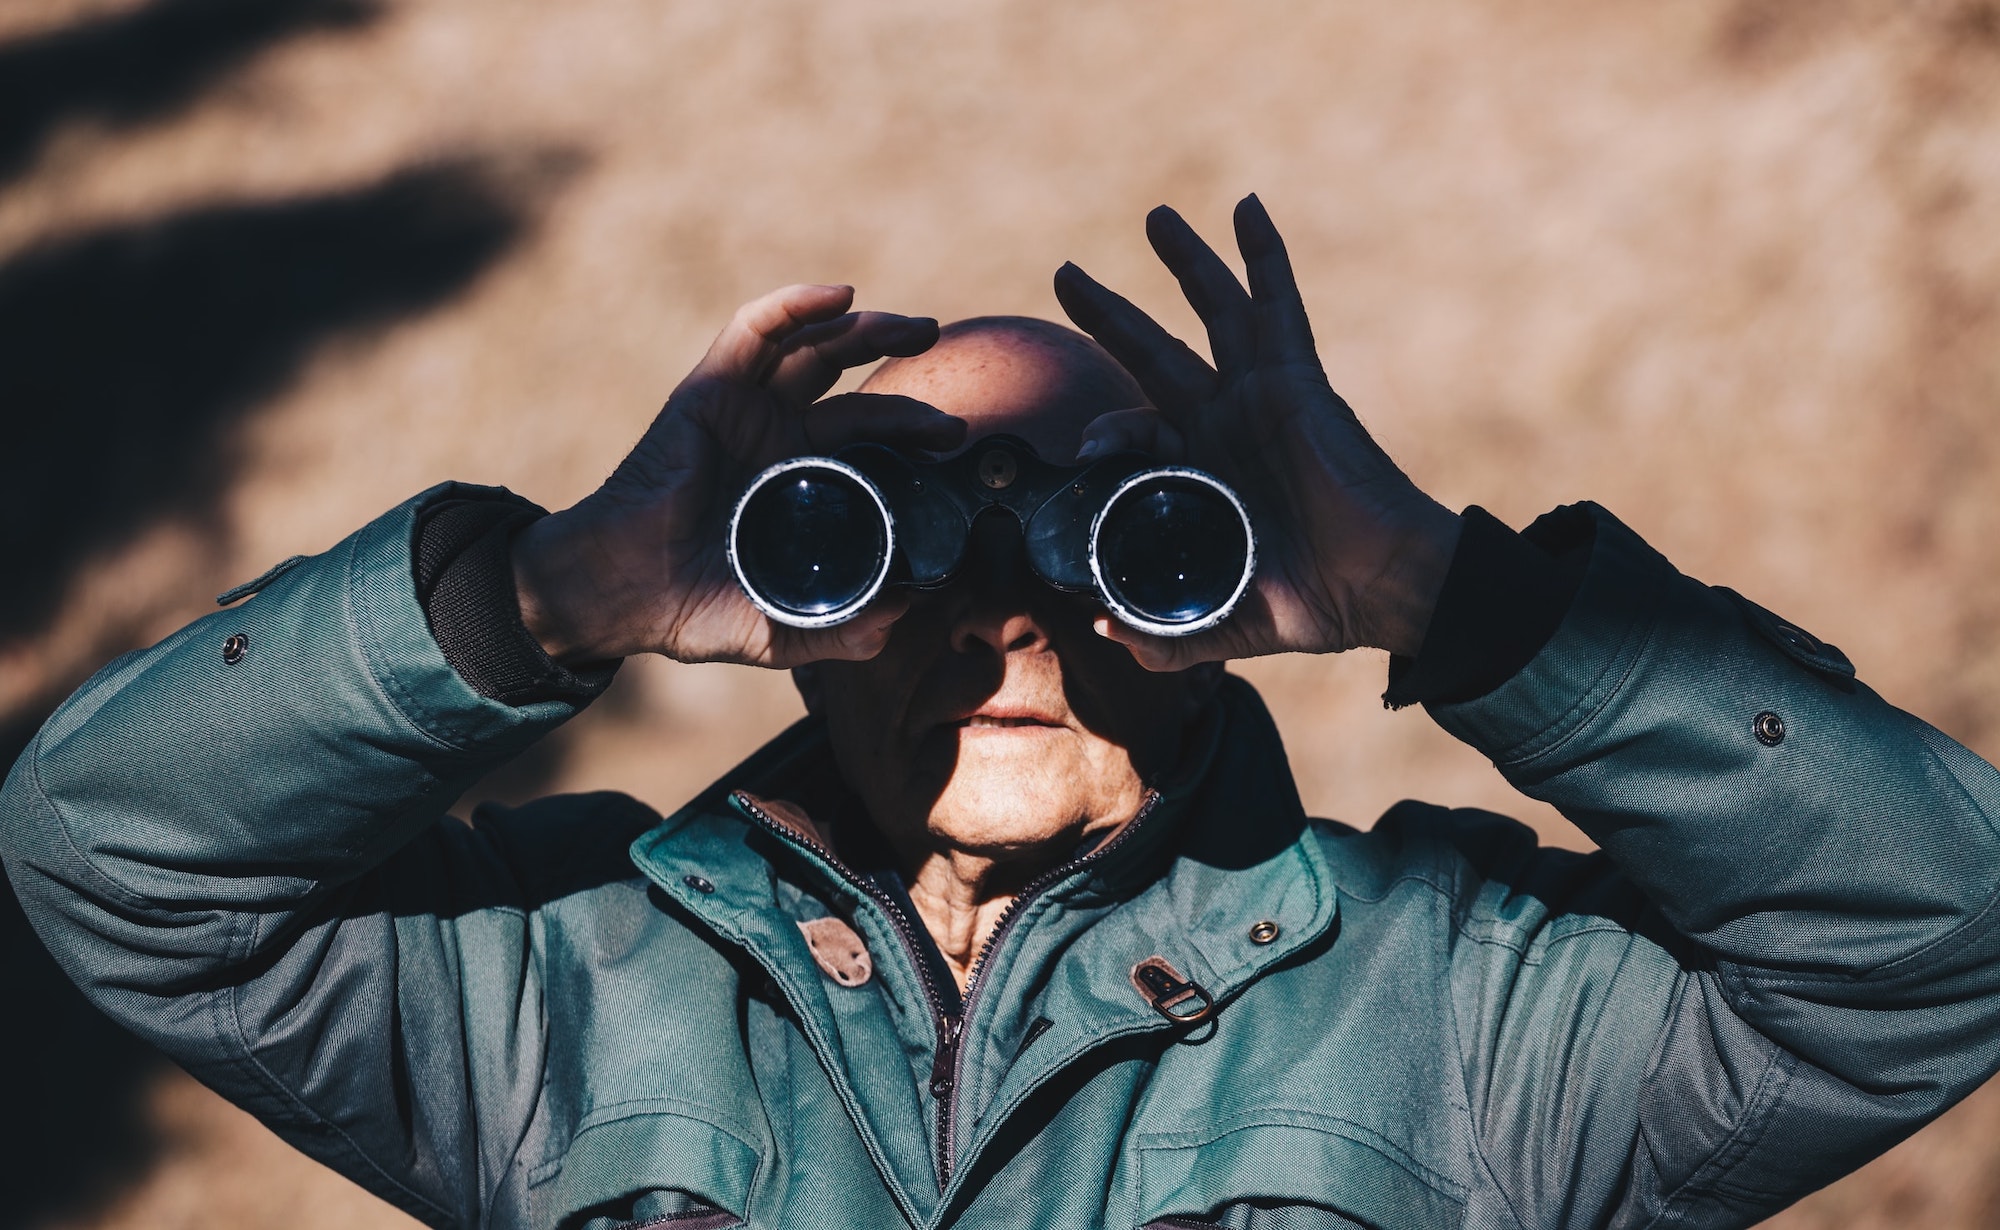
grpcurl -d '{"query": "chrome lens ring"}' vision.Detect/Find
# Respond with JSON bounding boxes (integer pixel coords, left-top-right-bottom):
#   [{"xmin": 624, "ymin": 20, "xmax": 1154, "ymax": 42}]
[
  {"xmin": 727, "ymin": 456, "xmax": 897, "ymax": 629},
  {"xmin": 1087, "ymin": 467, "xmax": 1257, "ymax": 638}
]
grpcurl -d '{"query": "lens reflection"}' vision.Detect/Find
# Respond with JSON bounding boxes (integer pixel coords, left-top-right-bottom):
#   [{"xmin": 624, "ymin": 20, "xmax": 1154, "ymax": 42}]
[
  {"xmin": 1096, "ymin": 477, "xmax": 1250, "ymax": 626},
  {"xmin": 735, "ymin": 468, "xmax": 889, "ymax": 617}
]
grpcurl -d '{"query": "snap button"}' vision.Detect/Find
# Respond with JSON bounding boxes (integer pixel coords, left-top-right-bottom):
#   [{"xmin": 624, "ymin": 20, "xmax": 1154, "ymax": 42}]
[
  {"xmin": 1248, "ymin": 920, "xmax": 1281, "ymax": 945},
  {"xmin": 221, "ymin": 633, "xmax": 248, "ymax": 665},
  {"xmin": 683, "ymin": 874, "xmax": 715, "ymax": 894},
  {"xmin": 1753, "ymin": 711, "xmax": 1786, "ymax": 747},
  {"xmin": 1776, "ymin": 623, "xmax": 1821, "ymax": 653},
  {"xmin": 1718, "ymin": 588, "xmax": 1856, "ymax": 684}
]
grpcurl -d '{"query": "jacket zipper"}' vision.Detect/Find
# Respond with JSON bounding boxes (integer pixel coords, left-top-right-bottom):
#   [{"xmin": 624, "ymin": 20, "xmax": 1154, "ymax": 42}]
[
  {"xmin": 936, "ymin": 790, "xmax": 1162, "ymax": 1182},
  {"xmin": 732, "ymin": 793, "xmax": 956, "ymax": 1186},
  {"xmin": 737, "ymin": 788, "xmax": 1161, "ymax": 1190}
]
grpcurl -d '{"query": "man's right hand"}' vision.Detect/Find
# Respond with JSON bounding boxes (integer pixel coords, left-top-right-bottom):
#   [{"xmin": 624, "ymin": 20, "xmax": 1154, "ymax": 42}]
[{"xmin": 509, "ymin": 284, "xmax": 963, "ymax": 668}]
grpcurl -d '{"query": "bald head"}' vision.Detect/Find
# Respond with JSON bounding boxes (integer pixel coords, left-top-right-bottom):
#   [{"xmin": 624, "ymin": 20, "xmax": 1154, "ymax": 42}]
[{"xmin": 861, "ymin": 317, "xmax": 1145, "ymax": 460}]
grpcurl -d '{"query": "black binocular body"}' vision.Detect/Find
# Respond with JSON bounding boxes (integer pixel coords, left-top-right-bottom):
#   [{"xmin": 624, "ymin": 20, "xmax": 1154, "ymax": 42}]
[{"xmin": 727, "ymin": 434, "xmax": 1256, "ymax": 637}]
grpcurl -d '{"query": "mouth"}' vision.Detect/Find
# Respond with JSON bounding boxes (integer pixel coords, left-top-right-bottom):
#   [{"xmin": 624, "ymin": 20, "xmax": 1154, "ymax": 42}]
[{"xmin": 959, "ymin": 714, "xmax": 1059, "ymax": 730}]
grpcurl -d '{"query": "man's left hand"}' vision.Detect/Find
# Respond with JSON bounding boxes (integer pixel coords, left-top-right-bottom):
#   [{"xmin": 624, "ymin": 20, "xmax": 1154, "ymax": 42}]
[{"xmin": 1054, "ymin": 195, "xmax": 1461, "ymax": 668}]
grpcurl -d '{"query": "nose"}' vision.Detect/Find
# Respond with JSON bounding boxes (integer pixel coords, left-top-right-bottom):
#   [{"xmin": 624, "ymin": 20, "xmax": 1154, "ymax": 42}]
[{"xmin": 947, "ymin": 512, "xmax": 1052, "ymax": 657}]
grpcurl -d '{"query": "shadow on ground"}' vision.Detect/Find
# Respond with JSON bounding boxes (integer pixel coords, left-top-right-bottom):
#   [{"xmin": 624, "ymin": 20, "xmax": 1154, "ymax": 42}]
[
  {"xmin": 0, "ymin": 154, "xmax": 569, "ymax": 1226},
  {"xmin": 0, "ymin": 155, "xmax": 573, "ymax": 644},
  {"xmin": 0, "ymin": 148, "xmax": 580, "ymax": 1224},
  {"xmin": 0, "ymin": 8, "xmax": 582, "ymax": 1220},
  {"xmin": 0, "ymin": 0, "xmax": 379, "ymax": 184}
]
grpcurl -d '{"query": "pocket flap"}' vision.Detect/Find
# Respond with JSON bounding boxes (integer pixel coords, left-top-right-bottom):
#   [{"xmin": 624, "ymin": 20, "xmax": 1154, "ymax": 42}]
[
  {"xmin": 1137, "ymin": 1113, "xmax": 1464, "ymax": 1229},
  {"xmin": 532, "ymin": 1107, "xmax": 762, "ymax": 1227}
]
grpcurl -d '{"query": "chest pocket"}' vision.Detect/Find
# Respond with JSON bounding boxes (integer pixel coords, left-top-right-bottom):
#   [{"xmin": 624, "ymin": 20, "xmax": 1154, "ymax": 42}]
[
  {"xmin": 1133, "ymin": 1112, "xmax": 1465, "ymax": 1230},
  {"xmin": 528, "ymin": 1105, "xmax": 762, "ymax": 1230}
]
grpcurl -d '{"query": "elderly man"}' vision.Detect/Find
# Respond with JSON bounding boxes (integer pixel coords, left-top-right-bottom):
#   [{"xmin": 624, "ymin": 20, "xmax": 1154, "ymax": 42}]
[{"xmin": 6, "ymin": 200, "xmax": 2000, "ymax": 1230}]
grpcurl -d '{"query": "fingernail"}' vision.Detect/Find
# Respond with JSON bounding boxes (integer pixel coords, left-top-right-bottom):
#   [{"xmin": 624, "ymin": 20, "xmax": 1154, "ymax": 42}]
[{"xmin": 1076, "ymin": 439, "xmax": 1103, "ymax": 461}]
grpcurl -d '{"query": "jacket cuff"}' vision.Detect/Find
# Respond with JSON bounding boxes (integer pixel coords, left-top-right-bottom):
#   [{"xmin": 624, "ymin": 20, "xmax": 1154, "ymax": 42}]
[
  {"xmin": 412, "ymin": 494, "xmax": 618, "ymax": 707},
  {"xmin": 326, "ymin": 483, "xmax": 603, "ymax": 752},
  {"xmin": 1383, "ymin": 505, "xmax": 1592, "ymax": 709},
  {"xmin": 1419, "ymin": 502, "xmax": 1675, "ymax": 766}
]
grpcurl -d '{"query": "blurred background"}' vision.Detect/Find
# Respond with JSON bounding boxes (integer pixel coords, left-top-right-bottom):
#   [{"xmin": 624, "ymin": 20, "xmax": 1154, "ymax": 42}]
[{"xmin": 1, "ymin": 0, "xmax": 1996, "ymax": 1225}]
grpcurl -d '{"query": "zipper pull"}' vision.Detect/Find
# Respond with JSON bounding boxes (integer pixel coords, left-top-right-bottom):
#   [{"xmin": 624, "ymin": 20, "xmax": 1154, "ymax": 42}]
[{"xmin": 929, "ymin": 1012, "xmax": 962, "ymax": 1097}]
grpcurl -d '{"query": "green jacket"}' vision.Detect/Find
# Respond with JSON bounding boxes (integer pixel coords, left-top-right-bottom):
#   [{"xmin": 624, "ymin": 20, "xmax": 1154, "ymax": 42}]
[{"xmin": 6, "ymin": 485, "xmax": 2000, "ymax": 1230}]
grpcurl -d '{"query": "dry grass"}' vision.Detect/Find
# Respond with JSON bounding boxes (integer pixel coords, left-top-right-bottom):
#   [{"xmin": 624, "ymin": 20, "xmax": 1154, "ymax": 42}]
[{"xmin": 5, "ymin": 1, "xmax": 1998, "ymax": 1225}]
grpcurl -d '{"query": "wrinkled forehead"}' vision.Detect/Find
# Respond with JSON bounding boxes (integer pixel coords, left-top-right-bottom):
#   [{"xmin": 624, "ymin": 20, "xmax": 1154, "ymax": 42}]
[{"xmin": 859, "ymin": 318, "xmax": 1146, "ymax": 461}]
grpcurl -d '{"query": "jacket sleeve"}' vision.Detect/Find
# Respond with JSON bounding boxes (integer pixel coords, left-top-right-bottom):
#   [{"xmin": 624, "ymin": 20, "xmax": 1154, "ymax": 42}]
[
  {"xmin": 1424, "ymin": 504, "xmax": 2000, "ymax": 1229},
  {"xmin": 0, "ymin": 484, "xmax": 620, "ymax": 1230}
]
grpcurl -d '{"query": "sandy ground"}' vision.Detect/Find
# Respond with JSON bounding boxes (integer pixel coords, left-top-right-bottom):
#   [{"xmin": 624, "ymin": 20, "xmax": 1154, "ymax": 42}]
[{"xmin": 2, "ymin": 0, "xmax": 1997, "ymax": 1226}]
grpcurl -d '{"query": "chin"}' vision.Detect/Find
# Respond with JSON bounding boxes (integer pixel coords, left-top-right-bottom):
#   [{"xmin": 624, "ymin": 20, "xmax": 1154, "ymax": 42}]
[{"xmin": 926, "ymin": 763, "xmax": 1092, "ymax": 856}]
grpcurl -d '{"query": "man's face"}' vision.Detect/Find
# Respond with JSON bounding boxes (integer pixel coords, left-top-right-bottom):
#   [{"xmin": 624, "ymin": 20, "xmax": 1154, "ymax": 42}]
[{"xmin": 802, "ymin": 321, "xmax": 1217, "ymax": 868}]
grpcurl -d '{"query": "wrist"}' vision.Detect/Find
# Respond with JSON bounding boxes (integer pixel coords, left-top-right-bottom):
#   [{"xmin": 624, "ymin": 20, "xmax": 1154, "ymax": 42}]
[
  {"xmin": 511, "ymin": 514, "xmax": 624, "ymax": 665},
  {"xmin": 1357, "ymin": 502, "xmax": 1461, "ymax": 657}
]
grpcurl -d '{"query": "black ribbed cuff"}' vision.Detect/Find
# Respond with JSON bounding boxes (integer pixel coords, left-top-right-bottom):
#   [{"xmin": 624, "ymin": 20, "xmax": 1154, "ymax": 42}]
[
  {"xmin": 1383, "ymin": 504, "xmax": 1594, "ymax": 709},
  {"xmin": 413, "ymin": 494, "xmax": 619, "ymax": 707}
]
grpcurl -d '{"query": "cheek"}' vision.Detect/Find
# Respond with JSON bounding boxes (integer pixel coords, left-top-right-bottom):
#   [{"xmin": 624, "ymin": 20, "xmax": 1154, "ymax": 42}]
[
  {"xmin": 814, "ymin": 663, "xmax": 900, "ymax": 769},
  {"xmin": 1055, "ymin": 635, "xmax": 1204, "ymax": 769},
  {"xmin": 815, "ymin": 605, "xmax": 942, "ymax": 735}
]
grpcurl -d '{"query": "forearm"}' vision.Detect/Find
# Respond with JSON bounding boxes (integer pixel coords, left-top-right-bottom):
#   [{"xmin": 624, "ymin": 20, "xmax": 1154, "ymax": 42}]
[
  {"xmin": 1430, "ymin": 504, "xmax": 2000, "ymax": 1077},
  {"xmin": 1411, "ymin": 505, "xmax": 2000, "ymax": 1226},
  {"xmin": 0, "ymin": 483, "xmax": 594, "ymax": 982}
]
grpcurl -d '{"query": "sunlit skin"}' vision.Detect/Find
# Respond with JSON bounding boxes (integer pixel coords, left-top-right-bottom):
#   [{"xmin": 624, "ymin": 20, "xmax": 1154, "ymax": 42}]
[
  {"xmin": 511, "ymin": 197, "xmax": 1460, "ymax": 992},
  {"xmin": 796, "ymin": 320, "xmax": 1222, "ymax": 984}
]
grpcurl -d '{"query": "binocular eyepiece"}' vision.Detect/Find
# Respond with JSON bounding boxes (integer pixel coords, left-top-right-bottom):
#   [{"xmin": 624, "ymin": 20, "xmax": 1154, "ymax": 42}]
[{"xmin": 727, "ymin": 435, "xmax": 1256, "ymax": 637}]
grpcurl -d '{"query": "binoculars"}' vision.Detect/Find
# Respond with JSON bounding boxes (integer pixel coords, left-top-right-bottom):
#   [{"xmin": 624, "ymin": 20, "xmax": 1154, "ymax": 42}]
[{"xmin": 727, "ymin": 434, "xmax": 1256, "ymax": 637}]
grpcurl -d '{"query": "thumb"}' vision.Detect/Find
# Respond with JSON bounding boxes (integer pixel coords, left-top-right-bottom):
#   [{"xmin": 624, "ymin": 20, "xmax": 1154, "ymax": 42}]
[
  {"xmin": 1092, "ymin": 614, "xmax": 1224, "ymax": 672},
  {"xmin": 776, "ymin": 592, "xmax": 912, "ymax": 666}
]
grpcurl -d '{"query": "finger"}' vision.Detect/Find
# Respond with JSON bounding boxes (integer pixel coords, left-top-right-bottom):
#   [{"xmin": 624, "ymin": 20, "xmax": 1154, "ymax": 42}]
[
  {"xmin": 1145, "ymin": 206, "xmax": 1256, "ymax": 373},
  {"xmin": 801, "ymin": 392, "xmax": 967, "ymax": 454},
  {"xmin": 1091, "ymin": 614, "xmax": 1229, "ymax": 672},
  {"xmin": 1053, "ymin": 262, "xmax": 1218, "ymax": 421},
  {"xmin": 1075, "ymin": 407, "xmax": 1186, "ymax": 463},
  {"xmin": 689, "ymin": 284, "xmax": 856, "ymax": 386},
  {"xmin": 1233, "ymin": 195, "xmax": 1319, "ymax": 361},
  {"xmin": 1092, "ymin": 581, "xmax": 1279, "ymax": 670},
  {"xmin": 773, "ymin": 592, "xmax": 912, "ymax": 666},
  {"xmin": 768, "ymin": 312, "xmax": 940, "ymax": 405}
]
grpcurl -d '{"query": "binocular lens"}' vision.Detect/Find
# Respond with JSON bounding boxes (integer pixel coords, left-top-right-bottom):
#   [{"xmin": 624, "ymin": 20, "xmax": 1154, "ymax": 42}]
[
  {"xmin": 732, "ymin": 465, "xmax": 890, "ymax": 621},
  {"xmin": 1095, "ymin": 475, "xmax": 1253, "ymax": 630}
]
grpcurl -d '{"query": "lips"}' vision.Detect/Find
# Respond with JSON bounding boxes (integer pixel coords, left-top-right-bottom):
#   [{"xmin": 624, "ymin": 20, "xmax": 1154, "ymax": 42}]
[
  {"xmin": 960, "ymin": 714, "xmax": 1057, "ymax": 729},
  {"xmin": 911, "ymin": 658, "xmax": 1073, "ymax": 735},
  {"xmin": 940, "ymin": 697, "xmax": 1068, "ymax": 732}
]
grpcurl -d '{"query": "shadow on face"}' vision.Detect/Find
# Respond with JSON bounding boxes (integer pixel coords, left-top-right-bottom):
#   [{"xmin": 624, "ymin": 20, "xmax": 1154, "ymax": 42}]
[{"xmin": 794, "ymin": 318, "xmax": 1221, "ymax": 872}]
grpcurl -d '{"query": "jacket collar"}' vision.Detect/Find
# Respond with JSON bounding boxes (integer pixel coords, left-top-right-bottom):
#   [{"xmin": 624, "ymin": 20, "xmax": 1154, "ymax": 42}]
[
  {"xmin": 628, "ymin": 676, "xmax": 1335, "ymax": 989},
  {"xmin": 627, "ymin": 676, "xmax": 1340, "ymax": 1212}
]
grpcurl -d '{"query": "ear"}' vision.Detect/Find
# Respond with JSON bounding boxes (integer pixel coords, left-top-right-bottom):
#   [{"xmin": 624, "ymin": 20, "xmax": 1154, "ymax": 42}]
[{"xmin": 792, "ymin": 663, "xmax": 824, "ymax": 717}]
